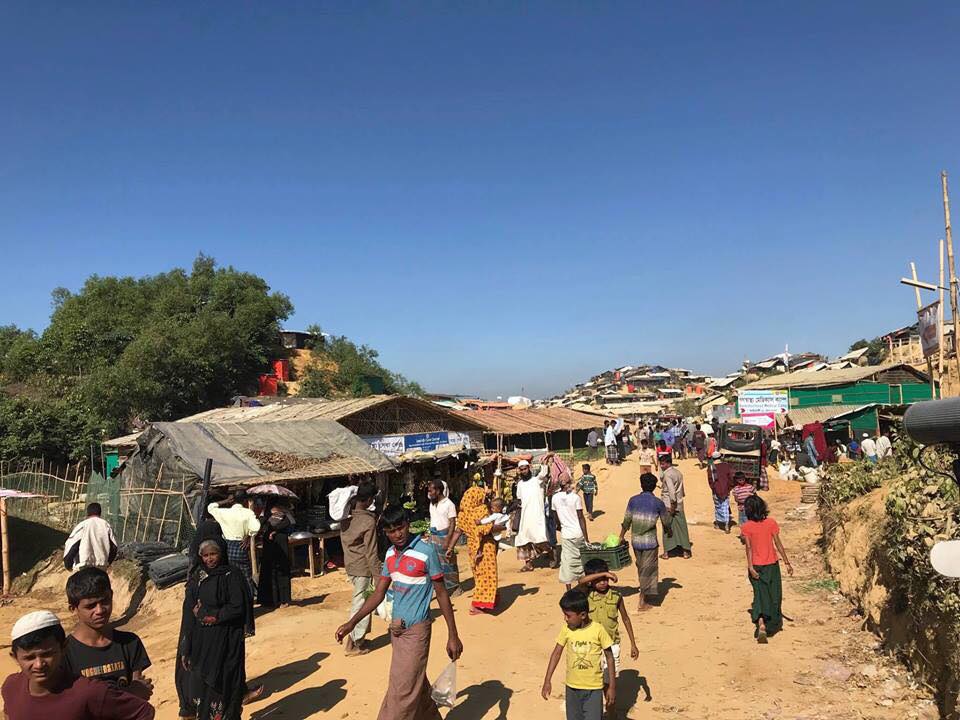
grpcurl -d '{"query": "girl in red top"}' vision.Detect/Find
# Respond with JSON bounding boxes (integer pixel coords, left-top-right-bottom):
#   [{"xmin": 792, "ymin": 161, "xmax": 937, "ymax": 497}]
[{"xmin": 740, "ymin": 495, "xmax": 793, "ymax": 643}]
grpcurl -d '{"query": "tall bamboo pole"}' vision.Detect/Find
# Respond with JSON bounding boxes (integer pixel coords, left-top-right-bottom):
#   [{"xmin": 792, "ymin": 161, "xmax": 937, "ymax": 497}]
[
  {"xmin": 911, "ymin": 262, "xmax": 937, "ymax": 398},
  {"xmin": 1, "ymin": 498, "xmax": 9, "ymax": 596},
  {"xmin": 941, "ymin": 171, "xmax": 960, "ymax": 387},
  {"xmin": 940, "ymin": 239, "xmax": 946, "ymax": 397}
]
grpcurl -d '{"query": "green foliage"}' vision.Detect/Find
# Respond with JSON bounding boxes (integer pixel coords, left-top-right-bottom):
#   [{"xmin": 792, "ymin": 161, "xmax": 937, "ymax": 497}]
[
  {"xmin": 673, "ymin": 397, "xmax": 699, "ymax": 418},
  {"xmin": 298, "ymin": 333, "xmax": 424, "ymax": 399},
  {"xmin": 0, "ymin": 255, "xmax": 292, "ymax": 461},
  {"xmin": 798, "ymin": 577, "xmax": 840, "ymax": 593},
  {"xmin": 818, "ymin": 457, "xmax": 887, "ymax": 506},
  {"xmin": 848, "ymin": 337, "xmax": 886, "ymax": 365}
]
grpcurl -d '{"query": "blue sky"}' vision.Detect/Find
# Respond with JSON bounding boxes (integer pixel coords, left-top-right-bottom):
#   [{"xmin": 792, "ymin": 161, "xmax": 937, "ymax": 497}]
[{"xmin": 2, "ymin": 2, "xmax": 959, "ymax": 399}]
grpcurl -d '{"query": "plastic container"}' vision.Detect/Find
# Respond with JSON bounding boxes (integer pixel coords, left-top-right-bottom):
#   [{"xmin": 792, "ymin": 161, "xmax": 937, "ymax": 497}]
[{"xmin": 580, "ymin": 541, "xmax": 632, "ymax": 570}]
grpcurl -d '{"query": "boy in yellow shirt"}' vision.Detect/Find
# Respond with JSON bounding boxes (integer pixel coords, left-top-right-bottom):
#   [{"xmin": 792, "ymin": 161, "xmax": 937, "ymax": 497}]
[{"xmin": 541, "ymin": 589, "xmax": 616, "ymax": 720}]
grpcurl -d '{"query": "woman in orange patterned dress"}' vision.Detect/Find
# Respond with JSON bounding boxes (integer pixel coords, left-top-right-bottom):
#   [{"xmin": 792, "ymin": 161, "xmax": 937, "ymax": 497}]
[{"xmin": 455, "ymin": 486, "xmax": 501, "ymax": 615}]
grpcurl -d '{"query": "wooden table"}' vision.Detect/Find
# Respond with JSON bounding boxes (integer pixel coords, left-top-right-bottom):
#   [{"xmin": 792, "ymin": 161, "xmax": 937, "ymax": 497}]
[
  {"xmin": 312, "ymin": 530, "xmax": 341, "ymax": 576},
  {"xmin": 288, "ymin": 534, "xmax": 319, "ymax": 577}
]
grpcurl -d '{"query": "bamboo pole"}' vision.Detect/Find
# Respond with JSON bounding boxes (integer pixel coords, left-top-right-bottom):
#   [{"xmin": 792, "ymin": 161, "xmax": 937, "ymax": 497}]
[
  {"xmin": 156, "ymin": 492, "xmax": 171, "ymax": 542},
  {"xmin": 174, "ymin": 476, "xmax": 188, "ymax": 549},
  {"xmin": 911, "ymin": 262, "xmax": 937, "ymax": 398},
  {"xmin": 941, "ymin": 171, "xmax": 960, "ymax": 386},
  {"xmin": 141, "ymin": 465, "xmax": 163, "ymax": 542},
  {"xmin": 940, "ymin": 239, "xmax": 946, "ymax": 397},
  {"xmin": 1, "ymin": 498, "xmax": 9, "ymax": 596}
]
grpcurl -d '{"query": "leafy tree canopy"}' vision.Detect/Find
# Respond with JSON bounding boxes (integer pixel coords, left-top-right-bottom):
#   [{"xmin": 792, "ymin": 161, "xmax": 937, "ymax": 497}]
[{"xmin": 298, "ymin": 324, "xmax": 424, "ymax": 399}]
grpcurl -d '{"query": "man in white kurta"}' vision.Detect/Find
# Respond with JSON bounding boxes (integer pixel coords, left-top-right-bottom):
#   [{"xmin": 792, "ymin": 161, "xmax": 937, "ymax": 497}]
[{"xmin": 514, "ymin": 455, "xmax": 553, "ymax": 571}]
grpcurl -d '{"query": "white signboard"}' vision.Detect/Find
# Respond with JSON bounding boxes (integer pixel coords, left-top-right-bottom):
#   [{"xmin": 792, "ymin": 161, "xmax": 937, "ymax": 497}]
[{"xmin": 738, "ymin": 389, "xmax": 789, "ymax": 415}]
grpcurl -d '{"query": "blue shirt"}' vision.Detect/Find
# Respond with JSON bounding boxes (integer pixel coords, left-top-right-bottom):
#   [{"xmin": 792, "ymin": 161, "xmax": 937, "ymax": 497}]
[
  {"xmin": 622, "ymin": 492, "xmax": 670, "ymax": 551},
  {"xmin": 381, "ymin": 533, "xmax": 443, "ymax": 628}
]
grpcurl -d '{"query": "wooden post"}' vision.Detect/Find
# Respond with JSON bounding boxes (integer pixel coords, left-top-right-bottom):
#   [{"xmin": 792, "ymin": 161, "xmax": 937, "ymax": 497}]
[
  {"xmin": 942, "ymin": 171, "xmax": 960, "ymax": 386},
  {"xmin": 911, "ymin": 262, "xmax": 937, "ymax": 398},
  {"xmin": 248, "ymin": 496, "xmax": 259, "ymax": 582},
  {"xmin": 1, "ymin": 498, "xmax": 9, "ymax": 597},
  {"xmin": 940, "ymin": 239, "xmax": 946, "ymax": 397}
]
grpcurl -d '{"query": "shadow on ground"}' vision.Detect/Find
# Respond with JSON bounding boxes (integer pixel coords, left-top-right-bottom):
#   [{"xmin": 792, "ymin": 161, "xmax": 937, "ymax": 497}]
[
  {"xmin": 250, "ymin": 679, "xmax": 347, "ymax": 719},
  {"xmin": 248, "ymin": 651, "xmax": 329, "ymax": 701},
  {"xmin": 447, "ymin": 680, "xmax": 514, "ymax": 720}
]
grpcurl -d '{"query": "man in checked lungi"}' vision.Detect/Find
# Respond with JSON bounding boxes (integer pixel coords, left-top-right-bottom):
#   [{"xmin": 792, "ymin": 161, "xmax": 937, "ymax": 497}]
[
  {"xmin": 208, "ymin": 491, "xmax": 260, "ymax": 635},
  {"xmin": 618, "ymin": 473, "xmax": 672, "ymax": 611}
]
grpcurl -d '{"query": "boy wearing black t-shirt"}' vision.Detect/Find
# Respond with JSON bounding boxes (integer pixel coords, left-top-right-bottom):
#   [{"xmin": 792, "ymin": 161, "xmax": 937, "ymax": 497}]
[{"xmin": 64, "ymin": 568, "xmax": 153, "ymax": 701}]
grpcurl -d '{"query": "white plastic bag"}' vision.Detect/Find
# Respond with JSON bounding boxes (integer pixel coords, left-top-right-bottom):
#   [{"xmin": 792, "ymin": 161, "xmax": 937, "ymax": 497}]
[
  {"xmin": 430, "ymin": 661, "xmax": 457, "ymax": 708},
  {"xmin": 375, "ymin": 588, "xmax": 393, "ymax": 622}
]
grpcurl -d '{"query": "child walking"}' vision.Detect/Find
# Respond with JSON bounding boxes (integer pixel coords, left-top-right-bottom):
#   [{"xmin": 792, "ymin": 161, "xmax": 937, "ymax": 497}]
[
  {"xmin": 741, "ymin": 495, "xmax": 794, "ymax": 643},
  {"xmin": 336, "ymin": 505, "xmax": 463, "ymax": 719},
  {"xmin": 577, "ymin": 465, "xmax": 598, "ymax": 521},
  {"xmin": 542, "ymin": 589, "xmax": 616, "ymax": 720},
  {"xmin": 576, "ymin": 559, "xmax": 639, "ymax": 691},
  {"xmin": 731, "ymin": 471, "xmax": 756, "ymax": 527}
]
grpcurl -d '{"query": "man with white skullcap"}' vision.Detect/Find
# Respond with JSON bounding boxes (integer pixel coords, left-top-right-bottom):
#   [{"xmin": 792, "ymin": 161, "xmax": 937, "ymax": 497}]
[
  {"xmin": 3, "ymin": 610, "xmax": 154, "ymax": 720},
  {"xmin": 513, "ymin": 453, "xmax": 557, "ymax": 571}
]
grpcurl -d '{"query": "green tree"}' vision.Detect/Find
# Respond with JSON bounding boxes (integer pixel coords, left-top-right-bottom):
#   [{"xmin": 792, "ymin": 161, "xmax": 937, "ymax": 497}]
[
  {"xmin": 298, "ymin": 333, "xmax": 424, "ymax": 398},
  {"xmin": 848, "ymin": 337, "xmax": 886, "ymax": 365},
  {"xmin": 0, "ymin": 255, "xmax": 293, "ymax": 460}
]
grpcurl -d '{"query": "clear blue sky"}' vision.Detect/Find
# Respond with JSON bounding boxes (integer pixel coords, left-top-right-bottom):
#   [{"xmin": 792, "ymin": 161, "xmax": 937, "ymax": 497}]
[{"xmin": 2, "ymin": 3, "xmax": 959, "ymax": 399}]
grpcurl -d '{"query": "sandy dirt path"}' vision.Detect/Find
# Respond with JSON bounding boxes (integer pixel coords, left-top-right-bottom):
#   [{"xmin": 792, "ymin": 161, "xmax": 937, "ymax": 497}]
[{"xmin": 3, "ymin": 453, "xmax": 936, "ymax": 719}]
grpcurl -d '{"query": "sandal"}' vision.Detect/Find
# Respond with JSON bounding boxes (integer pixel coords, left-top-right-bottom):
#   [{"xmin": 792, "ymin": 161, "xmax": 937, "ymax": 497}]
[
  {"xmin": 659, "ymin": 553, "xmax": 669, "ymax": 560},
  {"xmin": 242, "ymin": 685, "xmax": 265, "ymax": 705}
]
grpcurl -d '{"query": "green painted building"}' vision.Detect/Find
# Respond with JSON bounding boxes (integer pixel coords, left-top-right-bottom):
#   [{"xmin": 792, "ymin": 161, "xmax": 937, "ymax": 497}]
[{"xmin": 737, "ymin": 363, "xmax": 934, "ymax": 437}]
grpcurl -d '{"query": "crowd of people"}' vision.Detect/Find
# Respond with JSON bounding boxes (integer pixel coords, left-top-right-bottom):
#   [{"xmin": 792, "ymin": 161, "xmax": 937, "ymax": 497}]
[{"xmin": 4, "ymin": 416, "xmax": 808, "ymax": 720}]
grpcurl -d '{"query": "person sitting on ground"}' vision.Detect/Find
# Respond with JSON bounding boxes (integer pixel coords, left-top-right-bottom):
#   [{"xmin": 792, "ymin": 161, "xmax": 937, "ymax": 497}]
[
  {"xmin": 576, "ymin": 464, "xmax": 598, "ymax": 521},
  {"xmin": 3, "ymin": 610, "xmax": 154, "ymax": 720},
  {"xmin": 541, "ymin": 589, "xmax": 616, "ymax": 720},
  {"xmin": 575, "ymin": 559, "xmax": 639, "ymax": 696},
  {"xmin": 64, "ymin": 568, "xmax": 153, "ymax": 701},
  {"xmin": 64, "ymin": 503, "xmax": 118, "ymax": 572},
  {"xmin": 741, "ymin": 495, "xmax": 794, "ymax": 643},
  {"xmin": 731, "ymin": 471, "xmax": 756, "ymax": 528}
]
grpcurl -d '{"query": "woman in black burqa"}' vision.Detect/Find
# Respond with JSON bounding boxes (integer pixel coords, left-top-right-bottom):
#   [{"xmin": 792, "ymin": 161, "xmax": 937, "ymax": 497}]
[
  {"xmin": 257, "ymin": 500, "xmax": 294, "ymax": 608},
  {"xmin": 178, "ymin": 539, "xmax": 248, "ymax": 720}
]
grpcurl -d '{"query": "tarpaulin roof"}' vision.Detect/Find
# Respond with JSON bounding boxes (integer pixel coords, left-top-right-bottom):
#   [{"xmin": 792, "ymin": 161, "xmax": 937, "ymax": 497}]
[
  {"xmin": 449, "ymin": 407, "xmax": 603, "ymax": 434},
  {"xmin": 776, "ymin": 405, "xmax": 876, "ymax": 429},
  {"xmin": 148, "ymin": 420, "xmax": 395, "ymax": 486}
]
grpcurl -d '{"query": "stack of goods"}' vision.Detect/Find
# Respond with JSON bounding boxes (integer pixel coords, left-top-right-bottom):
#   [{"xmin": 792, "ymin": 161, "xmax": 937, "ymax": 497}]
[
  {"xmin": 147, "ymin": 553, "xmax": 191, "ymax": 589},
  {"xmin": 119, "ymin": 542, "xmax": 177, "ymax": 569},
  {"xmin": 297, "ymin": 506, "xmax": 331, "ymax": 534}
]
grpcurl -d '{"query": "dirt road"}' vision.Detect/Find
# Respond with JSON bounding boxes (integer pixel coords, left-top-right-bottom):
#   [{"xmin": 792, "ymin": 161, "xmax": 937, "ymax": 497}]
[{"xmin": 2, "ymin": 453, "xmax": 937, "ymax": 718}]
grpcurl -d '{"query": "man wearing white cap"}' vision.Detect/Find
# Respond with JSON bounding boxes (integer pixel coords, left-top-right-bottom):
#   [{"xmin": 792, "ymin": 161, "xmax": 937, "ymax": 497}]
[
  {"xmin": 513, "ymin": 454, "xmax": 554, "ymax": 572},
  {"xmin": 861, "ymin": 433, "xmax": 879, "ymax": 464},
  {"xmin": 3, "ymin": 610, "xmax": 154, "ymax": 719}
]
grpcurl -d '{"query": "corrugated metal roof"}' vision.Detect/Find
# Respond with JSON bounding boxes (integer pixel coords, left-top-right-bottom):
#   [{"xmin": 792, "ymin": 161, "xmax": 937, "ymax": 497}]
[
  {"xmin": 739, "ymin": 363, "xmax": 926, "ymax": 390},
  {"xmin": 778, "ymin": 404, "xmax": 875, "ymax": 429},
  {"xmin": 449, "ymin": 407, "xmax": 604, "ymax": 434}
]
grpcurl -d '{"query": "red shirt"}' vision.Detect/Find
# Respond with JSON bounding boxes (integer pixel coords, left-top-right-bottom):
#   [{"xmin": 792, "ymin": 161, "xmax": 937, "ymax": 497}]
[
  {"xmin": 1, "ymin": 671, "xmax": 154, "ymax": 720},
  {"xmin": 740, "ymin": 518, "xmax": 781, "ymax": 567}
]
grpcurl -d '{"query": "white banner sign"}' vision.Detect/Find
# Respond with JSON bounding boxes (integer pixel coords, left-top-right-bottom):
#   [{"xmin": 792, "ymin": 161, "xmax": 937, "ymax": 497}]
[{"xmin": 737, "ymin": 389, "xmax": 789, "ymax": 415}]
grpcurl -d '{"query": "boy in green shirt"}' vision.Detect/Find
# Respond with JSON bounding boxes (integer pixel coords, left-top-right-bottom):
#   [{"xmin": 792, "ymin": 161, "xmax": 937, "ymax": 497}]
[
  {"xmin": 576, "ymin": 558, "xmax": 639, "ymax": 689},
  {"xmin": 541, "ymin": 589, "xmax": 616, "ymax": 720},
  {"xmin": 576, "ymin": 464, "xmax": 598, "ymax": 520}
]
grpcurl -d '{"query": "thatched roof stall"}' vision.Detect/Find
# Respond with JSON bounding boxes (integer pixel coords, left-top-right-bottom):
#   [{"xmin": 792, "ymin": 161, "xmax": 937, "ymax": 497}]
[
  {"xmin": 450, "ymin": 407, "xmax": 606, "ymax": 452},
  {"xmin": 116, "ymin": 419, "xmax": 396, "ymax": 548}
]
